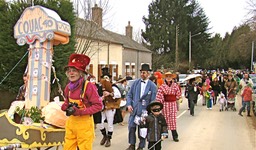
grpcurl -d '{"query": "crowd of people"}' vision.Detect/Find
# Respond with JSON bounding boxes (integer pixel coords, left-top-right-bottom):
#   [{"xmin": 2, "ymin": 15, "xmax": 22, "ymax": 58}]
[
  {"xmin": 59, "ymin": 54, "xmax": 185, "ymax": 150},
  {"xmin": 15, "ymin": 53, "xmax": 256, "ymax": 150}
]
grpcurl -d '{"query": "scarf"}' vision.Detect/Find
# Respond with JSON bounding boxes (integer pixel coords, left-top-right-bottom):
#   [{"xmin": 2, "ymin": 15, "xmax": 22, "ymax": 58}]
[{"xmin": 69, "ymin": 77, "xmax": 83, "ymax": 91}]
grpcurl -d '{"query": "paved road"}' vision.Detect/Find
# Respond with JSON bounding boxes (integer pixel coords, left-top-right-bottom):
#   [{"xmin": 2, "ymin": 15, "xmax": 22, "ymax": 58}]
[
  {"xmin": 92, "ymin": 94, "xmax": 255, "ymax": 150},
  {"xmin": 19, "ymin": 94, "xmax": 255, "ymax": 150}
]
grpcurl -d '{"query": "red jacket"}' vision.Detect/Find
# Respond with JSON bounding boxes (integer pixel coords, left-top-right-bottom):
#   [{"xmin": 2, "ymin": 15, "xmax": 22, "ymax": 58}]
[
  {"xmin": 241, "ymin": 87, "xmax": 253, "ymax": 101},
  {"xmin": 61, "ymin": 79, "xmax": 103, "ymax": 115}
]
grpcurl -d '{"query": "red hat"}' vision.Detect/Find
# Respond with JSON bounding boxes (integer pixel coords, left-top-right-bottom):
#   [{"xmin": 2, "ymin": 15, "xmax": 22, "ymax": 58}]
[{"xmin": 66, "ymin": 53, "xmax": 90, "ymax": 72}]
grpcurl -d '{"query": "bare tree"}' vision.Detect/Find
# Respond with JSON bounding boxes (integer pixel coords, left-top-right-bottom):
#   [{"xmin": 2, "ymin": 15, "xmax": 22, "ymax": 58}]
[{"xmin": 73, "ymin": 0, "xmax": 112, "ymax": 57}]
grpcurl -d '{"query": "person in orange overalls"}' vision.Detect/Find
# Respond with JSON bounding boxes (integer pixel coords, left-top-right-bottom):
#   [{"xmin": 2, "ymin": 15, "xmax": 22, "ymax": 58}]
[{"xmin": 61, "ymin": 53, "xmax": 103, "ymax": 150}]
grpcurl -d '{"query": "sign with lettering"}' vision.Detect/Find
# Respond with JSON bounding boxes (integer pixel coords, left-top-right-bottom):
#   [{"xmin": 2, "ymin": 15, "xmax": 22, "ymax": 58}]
[{"xmin": 14, "ymin": 5, "xmax": 71, "ymax": 45}]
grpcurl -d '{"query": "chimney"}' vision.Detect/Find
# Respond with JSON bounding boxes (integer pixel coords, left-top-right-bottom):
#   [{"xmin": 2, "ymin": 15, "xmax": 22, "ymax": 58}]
[
  {"xmin": 126, "ymin": 21, "xmax": 133, "ymax": 39},
  {"xmin": 92, "ymin": 4, "xmax": 103, "ymax": 27}
]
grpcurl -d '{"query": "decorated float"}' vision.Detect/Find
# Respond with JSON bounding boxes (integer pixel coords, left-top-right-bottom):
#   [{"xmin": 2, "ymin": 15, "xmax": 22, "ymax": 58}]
[{"xmin": 0, "ymin": 5, "xmax": 71, "ymax": 149}]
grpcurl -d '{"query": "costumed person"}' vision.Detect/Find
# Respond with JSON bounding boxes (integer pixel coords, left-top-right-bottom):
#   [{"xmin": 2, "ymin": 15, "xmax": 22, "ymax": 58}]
[
  {"xmin": 238, "ymin": 82, "xmax": 253, "ymax": 117},
  {"xmin": 186, "ymin": 78, "xmax": 200, "ymax": 116},
  {"xmin": 140, "ymin": 101, "xmax": 168, "ymax": 150},
  {"xmin": 15, "ymin": 73, "xmax": 28, "ymax": 101},
  {"xmin": 218, "ymin": 93, "xmax": 227, "ymax": 112},
  {"xmin": 225, "ymin": 73, "xmax": 238, "ymax": 110},
  {"xmin": 61, "ymin": 53, "xmax": 103, "ymax": 150},
  {"xmin": 205, "ymin": 86, "xmax": 214, "ymax": 109},
  {"xmin": 201, "ymin": 82, "xmax": 210, "ymax": 106},
  {"xmin": 116, "ymin": 77, "xmax": 129, "ymax": 126},
  {"xmin": 126, "ymin": 64, "xmax": 157, "ymax": 150},
  {"xmin": 99, "ymin": 67, "xmax": 122, "ymax": 147},
  {"xmin": 154, "ymin": 72, "xmax": 164, "ymax": 88},
  {"xmin": 156, "ymin": 72, "xmax": 181, "ymax": 142}
]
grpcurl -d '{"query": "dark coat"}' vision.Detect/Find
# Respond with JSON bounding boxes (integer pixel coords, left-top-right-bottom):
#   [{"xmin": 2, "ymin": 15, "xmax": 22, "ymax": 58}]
[
  {"xmin": 210, "ymin": 81, "xmax": 221, "ymax": 93},
  {"xmin": 187, "ymin": 84, "xmax": 200, "ymax": 101},
  {"xmin": 144, "ymin": 113, "xmax": 168, "ymax": 142}
]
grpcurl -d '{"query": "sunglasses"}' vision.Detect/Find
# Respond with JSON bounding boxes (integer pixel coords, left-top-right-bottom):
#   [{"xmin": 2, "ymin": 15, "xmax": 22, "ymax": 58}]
[{"xmin": 151, "ymin": 108, "xmax": 161, "ymax": 112}]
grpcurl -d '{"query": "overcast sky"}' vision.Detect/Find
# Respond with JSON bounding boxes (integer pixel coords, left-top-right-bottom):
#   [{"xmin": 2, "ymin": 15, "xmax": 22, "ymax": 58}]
[{"xmin": 104, "ymin": 0, "xmax": 250, "ymax": 37}]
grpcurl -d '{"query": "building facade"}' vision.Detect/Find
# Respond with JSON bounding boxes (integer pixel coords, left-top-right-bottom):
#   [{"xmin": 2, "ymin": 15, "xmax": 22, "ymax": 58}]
[{"xmin": 76, "ymin": 4, "xmax": 152, "ymax": 81}]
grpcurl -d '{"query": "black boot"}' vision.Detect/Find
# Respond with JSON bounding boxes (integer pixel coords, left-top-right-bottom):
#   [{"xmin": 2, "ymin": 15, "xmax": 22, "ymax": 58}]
[
  {"xmin": 105, "ymin": 131, "xmax": 112, "ymax": 147},
  {"xmin": 105, "ymin": 136, "xmax": 111, "ymax": 147},
  {"xmin": 100, "ymin": 128, "xmax": 107, "ymax": 145},
  {"xmin": 171, "ymin": 130, "xmax": 179, "ymax": 142},
  {"xmin": 247, "ymin": 110, "xmax": 251, "ymax": 117}
]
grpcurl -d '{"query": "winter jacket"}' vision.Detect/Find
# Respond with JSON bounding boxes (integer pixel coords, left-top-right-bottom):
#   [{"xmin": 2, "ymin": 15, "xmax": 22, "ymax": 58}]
[
  {"xmin": 241, "ymin": 87, "xmax": 253, "ymax": 102},
  {"xmin": 144, "ymin": 113, "xmax": 168, "ymax": 142}
]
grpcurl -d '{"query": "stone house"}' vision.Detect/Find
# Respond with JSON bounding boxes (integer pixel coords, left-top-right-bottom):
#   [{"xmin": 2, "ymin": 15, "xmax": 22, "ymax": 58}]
[{"xmin": 75, "ymin": 4, "xmax": 152, "ymax": 81}]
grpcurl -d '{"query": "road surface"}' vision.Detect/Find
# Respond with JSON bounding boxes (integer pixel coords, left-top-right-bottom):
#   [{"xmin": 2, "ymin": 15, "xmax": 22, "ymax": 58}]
[
  {"xmin": 17, "ymin": 94, "xmax": 256, "ymax": 150},
  {"xmin": 92, "ymin": 94, "xmax": 256, "ymax": 150}
]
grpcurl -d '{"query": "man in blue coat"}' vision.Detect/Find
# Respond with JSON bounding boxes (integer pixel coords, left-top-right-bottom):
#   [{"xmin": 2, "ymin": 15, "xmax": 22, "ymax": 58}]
[{"xmin": 126, "ymin": 64, "xmax": 157, "ymax": 150}]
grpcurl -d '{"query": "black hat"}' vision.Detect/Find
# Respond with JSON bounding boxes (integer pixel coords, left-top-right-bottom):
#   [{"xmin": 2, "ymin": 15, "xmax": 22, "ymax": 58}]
[
  {"xmin": 101, "ymin": 67, "xmax": 112, "ymax": 78},
  {"xmin": 140, "ymin": 64, "xmax": 152, "ymax": 71},
  {"xmin": 146, "ymin": 101, "xmax": 163, "ymax": 112}
]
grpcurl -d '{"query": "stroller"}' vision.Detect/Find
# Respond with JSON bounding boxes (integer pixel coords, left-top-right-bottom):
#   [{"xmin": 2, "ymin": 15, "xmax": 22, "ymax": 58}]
[
  {"xmin": 225, "ymin": 91, "xmax": 236, "ymax": 111},
  {"xmin": 225, "ymin": 99, "xmax": 236, "ymax": 111}
]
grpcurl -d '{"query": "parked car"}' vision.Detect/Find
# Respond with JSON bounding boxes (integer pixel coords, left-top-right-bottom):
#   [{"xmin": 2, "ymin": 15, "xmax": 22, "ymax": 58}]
[{"xmin": 178, "ymin": 74, "xmax": 187, "ymax": 87}]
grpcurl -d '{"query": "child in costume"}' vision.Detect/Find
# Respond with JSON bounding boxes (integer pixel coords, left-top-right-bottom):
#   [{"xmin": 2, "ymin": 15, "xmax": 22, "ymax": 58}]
[
  {"xmin": 140, "ymin": 101, "xmax": 168, "ymax": 150},
  {"xmin": 205, "ymin": 86, "xmax": 214, "ymax": 109},
  {"xmin": 218, "ymin": 93, "xmax": 227, "ymax": 112},
  {"xmin": 61, "ymin": 53, "xmax": 103, "ymax": 150}
]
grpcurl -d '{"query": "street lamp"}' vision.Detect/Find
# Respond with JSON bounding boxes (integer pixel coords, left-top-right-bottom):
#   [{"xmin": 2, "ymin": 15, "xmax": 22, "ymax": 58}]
[{"xmin": 189, "ymin": 31, "xmax": 201, "ymax": 71}]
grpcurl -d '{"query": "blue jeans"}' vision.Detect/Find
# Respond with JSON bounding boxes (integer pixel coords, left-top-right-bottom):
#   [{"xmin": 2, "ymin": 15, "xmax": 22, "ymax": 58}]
[{"xmin": 240, "ymin": 101, "xmax": 251, "ymax": 112}]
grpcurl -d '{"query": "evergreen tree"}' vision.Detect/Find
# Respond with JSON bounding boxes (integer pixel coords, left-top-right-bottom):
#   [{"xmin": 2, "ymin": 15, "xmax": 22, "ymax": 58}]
[{"xmin": 142, "ymin": 0, "xmax": 210, "ymax": 71}]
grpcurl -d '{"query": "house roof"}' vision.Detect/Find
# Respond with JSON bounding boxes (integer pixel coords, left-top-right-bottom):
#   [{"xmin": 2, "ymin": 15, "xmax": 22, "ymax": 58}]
[{"xmin": 75, "ymin": 18, "xmax": 151, "ymax": 53}]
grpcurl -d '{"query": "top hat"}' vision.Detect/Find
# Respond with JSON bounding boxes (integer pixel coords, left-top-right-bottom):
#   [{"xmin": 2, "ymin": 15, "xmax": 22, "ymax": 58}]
[
  {"xmin": 164, "ymin": 71, "xmax": 177, "ymax": 79},
  {"xmin": 146, "ymin": 101, "xmax": 163, "ymax": 112},
  {"xmin": 101, "ymin": 67, "xmax": 112, "ymax": 78},
  {"xmin": 140, "ymin": 64, "xmax": 152, "ymax": 71},
  {"xmin": 66, "ymin": 53, "xmax": 90, "ymax": 72}
]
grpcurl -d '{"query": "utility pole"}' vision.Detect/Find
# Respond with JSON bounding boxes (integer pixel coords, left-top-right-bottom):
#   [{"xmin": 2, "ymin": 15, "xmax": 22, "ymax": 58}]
[
  {"xmin": 175, "ymin": 25, "xmax": 179, "ymax": 71},
  {"xmin": 189, "ymin": 31, "xmax": 191, "ymax": 71},
  {"xmin": 188, "ymin": 31, "xmax": 201, "ymax": 71},
  {"xmin": 251, "ymin": 41, "xmax": 254, "ymax": 72}
]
